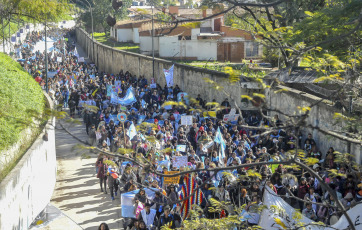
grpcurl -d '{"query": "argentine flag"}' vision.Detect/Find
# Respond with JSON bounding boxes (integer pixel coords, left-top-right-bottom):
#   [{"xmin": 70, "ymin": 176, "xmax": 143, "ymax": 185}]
[
  {"xmin": 214, "ymin": 127, "xmax": 226, "ymax": 165},
  {"xmin": 128, "ymin": 122, "xmax": 137, "ymax": 140}
]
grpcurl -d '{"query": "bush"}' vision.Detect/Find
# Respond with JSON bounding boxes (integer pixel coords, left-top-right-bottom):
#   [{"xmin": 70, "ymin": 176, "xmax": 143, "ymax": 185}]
[{"xmin": 0, "ymin": 53, "xmax": 45, "ymax": 152}]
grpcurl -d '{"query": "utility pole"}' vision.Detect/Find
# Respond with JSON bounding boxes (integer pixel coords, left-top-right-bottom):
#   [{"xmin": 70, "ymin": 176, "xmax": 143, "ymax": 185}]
[
  {"xmin": 44, "ymin": 0, "xmax": 48, "ymax": 93},
  {"xmin": 2, "ymin": 17, "xmax": 5, "ymax": 53},
  {"xmin": 151, "ymin": 0, "xmax": 155, "ymax": 79}
]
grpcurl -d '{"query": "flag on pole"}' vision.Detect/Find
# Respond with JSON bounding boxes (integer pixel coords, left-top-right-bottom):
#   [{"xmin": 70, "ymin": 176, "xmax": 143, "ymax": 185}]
[
  {"xmin": 179, "ymin": 174, "xmax": 203, "ymax": 220},
  {"xmin": 127, "ymin": 122, "xmax": 137, "ymax": 140},
  {"xmin": 164, "ymin": 64, "xmax": 174, "ymax": 87},
  {"xmin": 214, "ymin": 127, "xmax": 226, "ymax": 165},
  {"xmin": 74, "ymin": 47, "xmax": 79, "ymax": 58}
]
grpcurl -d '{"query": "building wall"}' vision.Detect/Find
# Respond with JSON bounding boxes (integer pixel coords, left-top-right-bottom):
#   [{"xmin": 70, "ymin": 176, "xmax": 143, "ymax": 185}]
[
  {"xmin": 75, "ymin": 27, "xmax": 361, "ymax": 162},
  {"xmin": 159, "ymin": 36, "xmax": 217, "ymax": 61},
  {"xmin": 133, "ymin": 28, "xmax": 140, "ymax": 43},
  {"xmin": 139, "ymin": 36, "xmax": 159, "ymax": 55},
  {"xmin": 0, "ymin": 93, "xmax": 56, "ymax": 230},
  {"xmin": 117, "ymin": 28, "xmax": 133, "ymax": 42}
]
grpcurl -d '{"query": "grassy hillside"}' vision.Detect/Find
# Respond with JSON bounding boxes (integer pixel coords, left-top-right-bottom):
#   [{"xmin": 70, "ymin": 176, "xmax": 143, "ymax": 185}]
[{"xmin": 0, "ymin": 53, "xmax": 45, "ymax": 153}]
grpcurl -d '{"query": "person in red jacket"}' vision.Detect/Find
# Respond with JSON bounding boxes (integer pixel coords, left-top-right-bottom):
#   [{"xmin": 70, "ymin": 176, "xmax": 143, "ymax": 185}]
[{"xmin": 297, "ymin": 177, "xmax": 309, "ymax": 210}]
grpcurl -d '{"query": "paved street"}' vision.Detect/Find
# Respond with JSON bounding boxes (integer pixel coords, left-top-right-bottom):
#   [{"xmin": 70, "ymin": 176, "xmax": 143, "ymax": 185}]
[{"xmin": 48, "ymin": 118, "xmax": 124, "ymax": 230}]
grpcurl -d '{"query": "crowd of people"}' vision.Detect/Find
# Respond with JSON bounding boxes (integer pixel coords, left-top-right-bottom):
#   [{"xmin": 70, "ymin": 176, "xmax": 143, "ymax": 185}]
[{"xmin": 16, "ymin": 28, "xmax": 361, "ymax": 230}]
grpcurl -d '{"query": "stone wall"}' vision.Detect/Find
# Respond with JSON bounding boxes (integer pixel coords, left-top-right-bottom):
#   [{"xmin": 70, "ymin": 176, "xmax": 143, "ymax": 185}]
[
  {"xmin": 266, "ymin": 86, "xmax": 362, "ymax": 164},
  {"xmin": 75, "ymin": 27, "xmax": 361, "ymax": 163},
  {"xmin": 0, "ymin": 93, "xmax": 56, "ymax": 230}
]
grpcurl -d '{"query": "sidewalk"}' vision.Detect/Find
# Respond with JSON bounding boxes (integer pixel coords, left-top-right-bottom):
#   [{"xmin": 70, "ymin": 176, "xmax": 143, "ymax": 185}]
[{"xmin": 47, "ymin": 116, "xmax": 124, "ymax": 230}]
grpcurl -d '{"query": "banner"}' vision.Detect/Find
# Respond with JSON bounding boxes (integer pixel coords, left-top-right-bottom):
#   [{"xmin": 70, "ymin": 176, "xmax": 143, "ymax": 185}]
[
  {"xmin": 223, "ymin": 114, "xmax": 239, "ymax": 122},
  {"xmin": 47, "ymin": 71, "xmax": 57, "ymax": 78},
  {"xmin": 259, "ymin": 186, "xmax": 362, "ymax": 230},
  {"xmin": 78, "ymin": 57, "xmax": 84, "ymax": 62},
  {"xmin": 164, "ymin": 64, "xmax": 174, "ymax": 87},
  {"xmin": 111, "ymin": 87, "xmax": 137, "ymax": 106},
  {"xmin": 106, "ymin": 85, "xmax": 113, "ymax": 97},
  {"xmin": 172, "ymin": 156, "xmax": 188, "ymax": 168},
  {"xmin": 181, "ymin": 115, "xmax": 193, "ymax": 126},
  {"xmin": 163, "ymin": 171, "xmax": 180, "ymax": 185},
  {"xmin": 121, "ymin": 188, "xmax": 156, "ymax": 218}
]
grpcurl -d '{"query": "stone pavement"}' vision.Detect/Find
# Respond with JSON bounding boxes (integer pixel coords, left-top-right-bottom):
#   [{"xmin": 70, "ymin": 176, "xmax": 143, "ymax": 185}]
[{"xmin": 46, "ymin": 117, "xmax": 124, "ymax": 230}]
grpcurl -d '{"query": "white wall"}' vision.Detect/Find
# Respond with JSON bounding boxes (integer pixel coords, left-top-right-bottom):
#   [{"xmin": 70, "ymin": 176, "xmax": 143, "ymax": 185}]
[
  {"xmin": 117, "ymin": 28, "xmax": 133, "ymax": 42},
  {"xmin": 159, "ymin": 36, "xmax": 217, "ymax": 61},
  {"xmin": 191, "ymin": 28, "xmax": 200, "ymax": 39},
  {"xmin": 133, "ymin": 28, "xmax": 140, "ymax": 43},
  {"xmin": 139, "ymin": 36, "xmax": 159, "ymax": 55},
  {"xmin": 0, "ymin": 94, "xmax": 56, "ymax": 230}
]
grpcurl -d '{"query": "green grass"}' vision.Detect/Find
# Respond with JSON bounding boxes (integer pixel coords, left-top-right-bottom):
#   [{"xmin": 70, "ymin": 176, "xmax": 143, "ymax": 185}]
[
  {"xmin": 92, "ymin": 32, "xmax": 140, "ymax": 53},
  {"xmin": 0, "ymin": 53, "xmax": 45, "ymax": 153}
]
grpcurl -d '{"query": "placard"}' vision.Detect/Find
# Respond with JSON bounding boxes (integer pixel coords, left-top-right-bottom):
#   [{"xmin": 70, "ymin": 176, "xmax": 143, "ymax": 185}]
[
  {"xmin": 229, "ymin": 108, "xmax": 236, "ymax": 116},
  {"xmin": 176, "ymin": 145, "xmax": 186, "ymax": 152},
  {"xmin": 78, "ymin": 57, "xmax": 85, "ymax": 62},
  {"xmin": 172, "ymin": 156, "xmax": 188, "ymax": 168},
  {"xmin": 181, "ymin": 115, "xmax": 193, "ymax": 126},
  {"xmin": 57, "ymin": 57, "xmax": 62, "ymax": 62},
  {"xmin": 150, "ymin": 83, "xmax": 157, "ymax": 88},
  {"xmin": 163, "ymin": 171, "xmax": 180, "ymax": 185},
  {"xmin": 223, "ymin": 114, "xmax": 239, "ymax": 122}
]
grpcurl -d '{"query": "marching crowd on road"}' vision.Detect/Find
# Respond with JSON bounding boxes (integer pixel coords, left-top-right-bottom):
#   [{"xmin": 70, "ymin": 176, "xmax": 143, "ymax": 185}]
[{"xmin": 16, "ymin": 28, "xmax": 362, "ymax": 230}]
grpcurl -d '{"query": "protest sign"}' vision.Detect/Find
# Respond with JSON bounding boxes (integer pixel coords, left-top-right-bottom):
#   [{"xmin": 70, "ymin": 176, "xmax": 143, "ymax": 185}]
[
  {"xmin": 78, "ymin": 57, "xmax": 85, "ymax": 62},
  {"xmin": 181, "ymin": 115, "xmax": 193, "ymax": 126},
  {"xmin": 150, "ymin": 83, "xmax": 157, "ymax": 88},
  {"xmin": 176, "ymin": 145, "xmax": 186, "ymax": 152},
  {"xmin": 156, "ymin": 160, "xmax": 170, "ymax": 171},
  {"xmin": 163, "ymin": 171, "xmax": 180, "ymax": 185},
  {"xmin": 172, "ymin": 156, "xmax": 188, "ymax": 168},
  {"xmin": 223, "ymin": 114, "xmax": 239, "ymax": 122},
  {"xmin": 106, "ymin": 85, "xmax": 113, "ymax": 97},
  {"xmin": 56, "ymin": 57, "xmax": 62, "ymax": 62}
]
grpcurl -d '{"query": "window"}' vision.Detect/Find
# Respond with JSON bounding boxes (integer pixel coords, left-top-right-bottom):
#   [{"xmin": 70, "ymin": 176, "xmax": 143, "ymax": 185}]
[{"xmin": 245, "ymin": 42, "xmax": 259, "ymax": 57}]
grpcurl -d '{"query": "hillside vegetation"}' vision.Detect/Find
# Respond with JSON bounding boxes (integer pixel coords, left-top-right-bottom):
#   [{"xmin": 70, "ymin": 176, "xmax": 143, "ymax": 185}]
[{"xmin": 0, "ymin": 53, "xmax": 45, "ymax": 153}]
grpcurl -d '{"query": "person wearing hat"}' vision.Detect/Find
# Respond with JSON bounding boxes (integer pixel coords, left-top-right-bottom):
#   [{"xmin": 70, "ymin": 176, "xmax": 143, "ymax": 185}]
[
  {"xmin": 341, "ymin": 192, "xmax": 356, "ymax": 209},
  {"xmin": 158, "ymin": 205, "xmax": 182, "ymax": 229},
  {"xmin": 138, "ymin": 202, "xmax": 158, "ymax": 230}
]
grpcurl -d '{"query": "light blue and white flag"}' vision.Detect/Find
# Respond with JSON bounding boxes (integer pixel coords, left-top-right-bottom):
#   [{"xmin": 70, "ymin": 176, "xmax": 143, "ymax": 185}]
[
  {"xmin": 214, "ymin": 127, "xmax": 226, "ymax": 164},
  {"xmin": 176, "ymin": 145, "xmax": 186, "ymax": 152},
  {"xmin": 121, "ymin": 188, "xmax": 156, "ymax": 218},
  {"xmin": 74, "ymin": 47, "xmax": 79, "ymax": 58},
  {"xmin": 164, "ymin": 64, "xmax": 174, "ymax": 87},
  {"xmin": 128, "ymin": 122, "xmax": 137, "ymax": 140}
]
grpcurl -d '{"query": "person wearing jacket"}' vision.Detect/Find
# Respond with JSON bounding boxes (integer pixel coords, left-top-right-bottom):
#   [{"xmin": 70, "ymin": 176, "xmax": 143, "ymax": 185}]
[
  {"xmin": 96, "ymin": 158, "xmax": 107, "ymax": 194},
  {"xmin": 297, "ymin": 177, "xmax": 309, "ymax": 210},
  {"xmin": 138, "ymin": 203, "xmax": 158, "ymax": 230}
]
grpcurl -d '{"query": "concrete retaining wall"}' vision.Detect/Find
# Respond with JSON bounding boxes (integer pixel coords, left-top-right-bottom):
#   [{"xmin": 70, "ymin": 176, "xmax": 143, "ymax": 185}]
[
  {"xmin": 75, "ymin": 27, "xmax": 361, "ymax": 164},
  {"xmin": 0, "ymin": 93, "xmax": 56, "ymax": 230}
]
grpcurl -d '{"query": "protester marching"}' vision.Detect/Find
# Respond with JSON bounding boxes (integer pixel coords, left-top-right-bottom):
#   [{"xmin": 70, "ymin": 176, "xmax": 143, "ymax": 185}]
[{"xmin": 16, "ymin": 27, "xmax": 362, "ymax": 230}]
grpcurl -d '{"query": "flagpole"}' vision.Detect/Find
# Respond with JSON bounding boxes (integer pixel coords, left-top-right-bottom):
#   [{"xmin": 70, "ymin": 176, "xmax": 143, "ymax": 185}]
[
  {"xmin": 151, "ymin": 0, "xmax": 155, "ymax": 79},
  {"xmin": 44, "ymin": 0, "xmax": 48, "ymax": 93}
]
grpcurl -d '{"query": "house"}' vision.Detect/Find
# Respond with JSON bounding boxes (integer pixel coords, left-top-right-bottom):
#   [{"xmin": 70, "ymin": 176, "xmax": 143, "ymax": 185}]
[
  {"xmin": 111, "ymin": 6, "xmax": 262, "ymax": 62},
  {"xmin": 138, "ymin": 8, "xmax": 262, "ymax": 62},
  {"xmin": 110, "ymin": 19, "xmax": 151, "ymax": 43}
]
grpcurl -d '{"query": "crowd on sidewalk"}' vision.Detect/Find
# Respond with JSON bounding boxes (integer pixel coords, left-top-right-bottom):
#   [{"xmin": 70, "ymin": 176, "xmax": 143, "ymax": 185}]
[{"xmin": 16, "ymin": 28, "xmax": 361, "ymax": 230}]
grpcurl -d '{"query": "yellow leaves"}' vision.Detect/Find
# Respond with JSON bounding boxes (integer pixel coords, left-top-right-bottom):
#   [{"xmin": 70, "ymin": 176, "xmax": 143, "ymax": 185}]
[
  {"xmin": 274, "ymin": 88, "xmax": 289, "ymax": 94},
  {"xmin": 241, "ymin": 95, "xmax": 252, "ymax": 100},
  {"xmin": 205, "ymin": 102, "xmax": 220, "ymax": 107},
  {"xmin": 181, "ymin": 22, "xmax": 201, "ymax": 29},
  {"xmin": 333, "ymin": 113, "xmax": 355, "ymax": 121},
  {"xmin": 297, "ymin": 106, "xmax": 311, "ymax": 112},
  {"xmin": 304, "ymin": 11, "xmax": 314, "ymax": 17},
  {"xmin": 274, "ymin": 218, "xmax": 287, "ymax": 229},
  {"xmin": 252, "ymin": 93, "xmax": 265, "ymax": 99},
  {"xmin": 304, "ymin": 157, "xmax": 320, "ymax": 166},
  {"xmin": 117, "ymin": 148, "xmax": 134, "ymax": 155},
  {"xmin": 247, "ymin": 170, "xmax": 262, "ymax": 179},
  {"xmin": 161, "ymin": 101, "xmax": 187, "ymax": 108},
  {"xmin": 104, "ymin": 160, "xmax": 118, "ymax": 167},
  {"xmin": 203, "ymin": 111, "xmax": 216, "ymax": 118}
]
